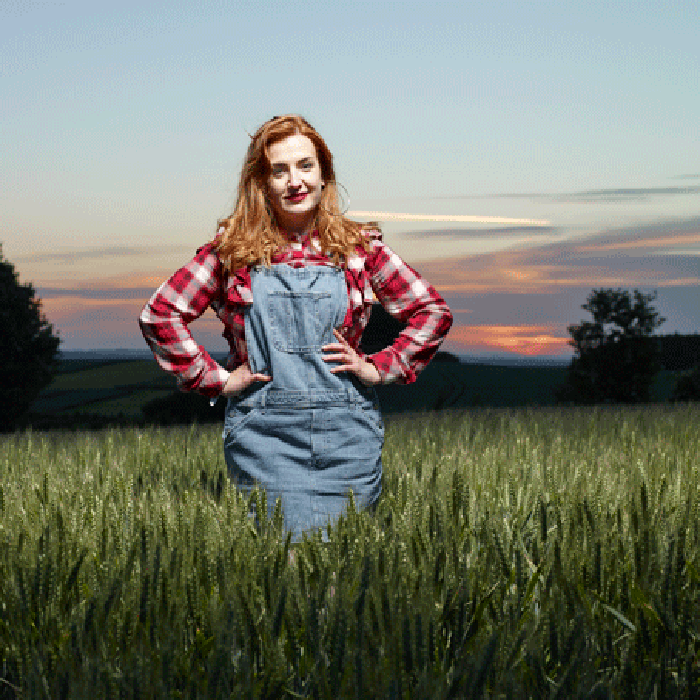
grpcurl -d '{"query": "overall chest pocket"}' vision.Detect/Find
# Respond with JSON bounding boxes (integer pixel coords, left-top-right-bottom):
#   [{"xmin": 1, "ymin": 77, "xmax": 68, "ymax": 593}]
[{"xmin": 268, "ymin": 291, "xmax": 335, "ymax": 353}]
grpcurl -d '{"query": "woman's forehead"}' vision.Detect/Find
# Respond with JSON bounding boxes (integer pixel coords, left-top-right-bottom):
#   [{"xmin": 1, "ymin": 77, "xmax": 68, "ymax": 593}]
[{"xmin": 267, "ymin": 134, "xmax": 317, "ymax": 163}]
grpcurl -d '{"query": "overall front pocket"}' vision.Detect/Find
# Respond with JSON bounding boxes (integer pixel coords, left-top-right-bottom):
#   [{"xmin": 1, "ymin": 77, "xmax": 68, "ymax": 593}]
[{"xmin": 268, "ymin": 291, "xmax": 334, "ymax": 353}]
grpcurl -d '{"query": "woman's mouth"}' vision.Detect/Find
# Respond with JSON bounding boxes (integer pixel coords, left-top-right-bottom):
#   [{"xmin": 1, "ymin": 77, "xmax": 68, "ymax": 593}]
[{"xmin": 285, "ymin": 192, "xmax": 308, "ymax": 204}]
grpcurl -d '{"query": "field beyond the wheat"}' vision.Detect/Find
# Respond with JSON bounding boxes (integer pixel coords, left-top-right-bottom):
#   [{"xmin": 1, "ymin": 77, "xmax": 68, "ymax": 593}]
[{"xmin": 1, "ymin": 406, "xmax": 699, "ymax": 698}]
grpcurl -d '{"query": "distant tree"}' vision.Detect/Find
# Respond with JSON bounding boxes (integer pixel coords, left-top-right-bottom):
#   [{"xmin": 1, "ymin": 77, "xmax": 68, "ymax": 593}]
[
  {"xmin": 0, "ymin": 245, "xmax": 61, "ymax": 428},
  {"xmin": 557, "ymin": 289, "xmax": 665, "ymax": 404}
]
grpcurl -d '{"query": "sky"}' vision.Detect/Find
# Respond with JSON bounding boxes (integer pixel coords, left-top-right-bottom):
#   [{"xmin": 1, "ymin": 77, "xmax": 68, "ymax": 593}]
[{"xmin": 2, "ymin": 0, "xmax": 699, "ymax": 360}]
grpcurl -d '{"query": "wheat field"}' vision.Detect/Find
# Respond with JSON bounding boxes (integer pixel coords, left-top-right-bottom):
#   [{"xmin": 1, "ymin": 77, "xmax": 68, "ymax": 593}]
[{"xmin": 1, "ymin": 405, "xmax": 699, "ymax": 697}]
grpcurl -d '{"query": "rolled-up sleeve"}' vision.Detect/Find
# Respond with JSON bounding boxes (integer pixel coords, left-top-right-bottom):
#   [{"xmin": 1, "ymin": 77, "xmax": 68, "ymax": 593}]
[
  {"xmin": 138, "ymin": 244, "xmax": 231, "ymax": 398},
  {"xmin": 364, "ymin": 233, "xmax": 453, "ymax": 384}
]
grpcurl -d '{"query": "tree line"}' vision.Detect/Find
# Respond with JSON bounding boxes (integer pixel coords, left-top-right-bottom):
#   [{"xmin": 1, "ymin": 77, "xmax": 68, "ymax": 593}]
[{"xmin": 556, "ymin": 289, "xmax": 699, "ymax": 404}]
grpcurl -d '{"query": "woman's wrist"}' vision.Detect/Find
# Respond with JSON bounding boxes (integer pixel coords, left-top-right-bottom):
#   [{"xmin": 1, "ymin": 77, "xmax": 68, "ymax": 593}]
[
  {"xmin": 361, "ymin": 358, "xmax": 382, "ymax": 386},
  {"xmin": 221, "ymin": 370, "xmax": 241, "ymax": 397}
]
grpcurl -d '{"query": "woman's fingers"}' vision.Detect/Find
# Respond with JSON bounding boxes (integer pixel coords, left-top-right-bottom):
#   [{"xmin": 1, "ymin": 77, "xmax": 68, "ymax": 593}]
[
  {"xmin": 322, "ymin": 348, "xmax": 354, "ymax": 370},
  {"xmin": 321, "ymin": 345, "xmax": 346, "ymax": 356},
  {"xmin": 322, "ymin": 333, "xmax": 356, "ymax": 367},
  {"xmin": 322, "ymin": 329, "xmax": 351, "ymax": 353},
  {"xmin": 322, "ymin": 343, "xmax": 360, "ymax": 375},
  {"xmin": 320, "ymin": 334, "xmax": 380, "ymax": 386},
  {"xmin": 328, "ymin": 360, "xmax": 354, "ymax": 374}
]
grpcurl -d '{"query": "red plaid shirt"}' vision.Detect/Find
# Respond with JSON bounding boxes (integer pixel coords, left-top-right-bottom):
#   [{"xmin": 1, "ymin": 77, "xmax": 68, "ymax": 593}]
[{"xmin": 139, "ymin": 229, "xmax": 453, "ymax": 398}]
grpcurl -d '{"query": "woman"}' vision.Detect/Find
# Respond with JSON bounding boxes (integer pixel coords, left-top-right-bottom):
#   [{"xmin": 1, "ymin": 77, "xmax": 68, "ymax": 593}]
[{"xmin": 139, "ymin": 115, "xmax": 452, "ymax": 541}]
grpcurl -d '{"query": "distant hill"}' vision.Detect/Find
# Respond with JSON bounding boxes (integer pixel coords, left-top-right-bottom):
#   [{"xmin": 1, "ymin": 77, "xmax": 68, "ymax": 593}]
[{"xmin": 27, "ymin": 354, "xmax": 680, "ymax": 430}]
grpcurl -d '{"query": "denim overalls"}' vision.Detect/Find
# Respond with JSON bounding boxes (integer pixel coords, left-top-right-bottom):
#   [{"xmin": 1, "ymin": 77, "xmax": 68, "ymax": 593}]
[{"xmin": 222, "ymin": 263, "xmax": 384, "ymax": 541}]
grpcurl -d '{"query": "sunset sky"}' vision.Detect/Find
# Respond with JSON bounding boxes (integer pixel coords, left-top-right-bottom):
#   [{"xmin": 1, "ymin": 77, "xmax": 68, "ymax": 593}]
[{"xmin": 2, "ymin": 1, "xmax": 698, "ymax": 359}]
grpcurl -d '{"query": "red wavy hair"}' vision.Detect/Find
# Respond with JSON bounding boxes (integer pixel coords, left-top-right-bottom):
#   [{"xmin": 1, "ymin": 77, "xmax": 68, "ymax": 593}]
[{"xmin": 214, "ymin": 114, "xmax": 377, "ymax": 272}]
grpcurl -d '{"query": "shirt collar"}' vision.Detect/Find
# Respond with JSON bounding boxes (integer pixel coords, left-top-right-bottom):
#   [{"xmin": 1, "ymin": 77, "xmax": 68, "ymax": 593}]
[{"xmin": 281, "ymin": 227, "xmax": 318, "ymax": 242}]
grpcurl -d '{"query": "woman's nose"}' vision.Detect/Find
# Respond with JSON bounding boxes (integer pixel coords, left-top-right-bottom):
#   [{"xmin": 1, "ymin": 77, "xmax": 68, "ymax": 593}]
[{"xmin": 287, "ymin": 168, "xmax": 302, "ymax": 188}]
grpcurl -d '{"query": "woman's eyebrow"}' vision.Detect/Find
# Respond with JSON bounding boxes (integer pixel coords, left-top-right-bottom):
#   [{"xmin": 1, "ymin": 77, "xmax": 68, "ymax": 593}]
[{"xmin": 270, "ymin": 155, "xmax": 315, "ymax": 169}]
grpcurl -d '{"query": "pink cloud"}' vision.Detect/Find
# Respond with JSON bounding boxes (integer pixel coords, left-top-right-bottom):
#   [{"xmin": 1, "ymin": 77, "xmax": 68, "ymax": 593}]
[{"xmin": 448, "ymin": 325, "xmax": 571, "ymax": 357}]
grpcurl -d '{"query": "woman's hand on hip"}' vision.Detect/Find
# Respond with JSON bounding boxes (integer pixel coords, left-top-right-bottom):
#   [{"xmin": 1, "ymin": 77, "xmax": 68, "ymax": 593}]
[
  {"xmin": 221, "ymin": 362, "xmax": 271, "ymax": 398},
  {"xmin": 322, "ymin": 329, "xmax": 381, "ymax": 387}
]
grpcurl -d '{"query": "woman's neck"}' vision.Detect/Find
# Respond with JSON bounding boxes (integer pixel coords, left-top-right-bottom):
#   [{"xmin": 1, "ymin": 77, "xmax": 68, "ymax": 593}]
[{"xmin": 275, "ymin": 212, "xmax": 317, "ymax": 238}]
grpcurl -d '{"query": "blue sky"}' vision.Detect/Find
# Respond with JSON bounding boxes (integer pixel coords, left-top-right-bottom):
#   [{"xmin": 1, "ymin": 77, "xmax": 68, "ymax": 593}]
[{"xmin": 2, "ymin": 0, "xmax": 698, "ymax": 355}]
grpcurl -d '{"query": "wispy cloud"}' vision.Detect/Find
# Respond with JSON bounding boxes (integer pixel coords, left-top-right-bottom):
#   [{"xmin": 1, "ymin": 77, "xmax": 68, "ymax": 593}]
[
  {"xmin": 36, "ymin": 269, "xmax": 183, "ymax": 296},
  {"xmin": 569, "ymin": 217, "xmax": 700, "ymax": 254},
  {"xmin": 575, "ymin": 233, "xmax": 700, "ymax": 253},
  {"xmin": 431, "ymin": 185, "xmax": 700, "ymax": 204},
  {"xmin": 414, "ymin": 217, "xmax": 700, "ymax": 295},
  {"xmin": 554, "ymin": 187, "xmax": 700, "ymax": 203},
  {"xmin": 16, "ymin": 245, "xmax": 194, "ymax": 264},
  {"xmin": 404, "ymin": 226, "xmax": 558, "ymax": 238}
]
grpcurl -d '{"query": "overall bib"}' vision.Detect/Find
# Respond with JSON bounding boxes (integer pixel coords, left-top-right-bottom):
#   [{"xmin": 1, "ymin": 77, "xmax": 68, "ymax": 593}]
[{"xmin": 222, "ymin": 263, "xmax": 384, "ymax": 541}]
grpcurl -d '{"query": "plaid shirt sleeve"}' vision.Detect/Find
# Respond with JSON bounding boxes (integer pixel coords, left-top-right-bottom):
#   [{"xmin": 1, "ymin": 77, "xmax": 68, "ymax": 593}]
[
  {"xmin": 138, "ymin": 244, "xmax": 231, "ymax": 398},
  {"xmin": 364, "ymin": 233, "xmax": 453, "ymax": 385}
]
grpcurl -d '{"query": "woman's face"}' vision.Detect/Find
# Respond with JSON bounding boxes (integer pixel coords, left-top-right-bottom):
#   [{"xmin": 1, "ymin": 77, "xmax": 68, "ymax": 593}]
[{"xmin": 266, "ymin": 133, "xmax": 325, "ymax": 234}]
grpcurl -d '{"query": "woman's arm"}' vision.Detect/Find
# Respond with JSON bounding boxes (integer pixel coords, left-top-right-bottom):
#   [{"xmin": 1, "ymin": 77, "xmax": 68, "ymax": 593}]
[
  {"xmin": 138, "ymin": 243, "xmax": 231, "ymax": 398},
  {"xmin": 363, "ymin": 232, "xmax": 453, "ymax": 385}
]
